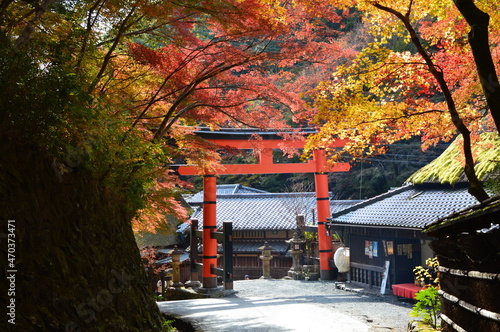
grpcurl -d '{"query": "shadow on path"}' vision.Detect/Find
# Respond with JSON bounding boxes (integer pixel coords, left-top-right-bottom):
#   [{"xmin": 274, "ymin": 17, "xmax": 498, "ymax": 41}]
[{"xmin": 158, "ymin": 297, "xmax": 370, "ymax": 332}]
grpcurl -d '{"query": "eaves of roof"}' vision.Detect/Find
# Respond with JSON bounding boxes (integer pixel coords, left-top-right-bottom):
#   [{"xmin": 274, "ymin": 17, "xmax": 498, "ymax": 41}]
[
  {"xmin": 327, "ymin": 222, "xmax": 423, "ymax": 231},
  {"xmin": 424, "ymin": 194, "xmax": 500, "ymax": 235},
  {"xmin": 226, "ymin": 241, "xmax": 290, "ymax": 254},
  {"xmin": 155, "ymin": 252, "xmax": 190, "ymax": 264}
]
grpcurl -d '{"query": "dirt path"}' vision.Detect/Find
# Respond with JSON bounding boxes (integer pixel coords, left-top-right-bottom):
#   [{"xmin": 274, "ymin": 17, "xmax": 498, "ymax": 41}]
[{"xmin": 230, "ymin": 279, "xmax": 413, "ymax": 331}]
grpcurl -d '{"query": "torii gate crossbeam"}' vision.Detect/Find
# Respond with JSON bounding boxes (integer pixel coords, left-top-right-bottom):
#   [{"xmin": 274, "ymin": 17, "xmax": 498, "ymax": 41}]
[{"xmin": 176, "ymin": 129, "xmax": 350, "ymax": 287}]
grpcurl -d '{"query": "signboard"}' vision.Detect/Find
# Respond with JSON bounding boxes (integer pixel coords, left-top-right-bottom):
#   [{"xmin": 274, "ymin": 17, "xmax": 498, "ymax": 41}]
[{"xmin": 380, "ymin": 260, "xmax": 391, "ymax": 295}]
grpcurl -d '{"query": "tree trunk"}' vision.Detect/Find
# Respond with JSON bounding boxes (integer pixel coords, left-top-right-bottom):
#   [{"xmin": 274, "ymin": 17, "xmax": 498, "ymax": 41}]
[
  {"xmin": 1, "ymin": 137, "xmax": 165, "ymax": 331},
  {"xmin": 453, "ymin": 0, "xmax": 500, "ymax": 134}
]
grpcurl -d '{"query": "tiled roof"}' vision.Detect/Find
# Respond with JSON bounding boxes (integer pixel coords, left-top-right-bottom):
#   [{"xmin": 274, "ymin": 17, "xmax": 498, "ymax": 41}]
[
  {"xmin": 183, "ymin": 184, "xmax": 268, "ymax": 205},
  {"xmin": 329, "ymin": 183, "xmax": 478, "ymax": 229},
  {"xmin": 331, "ymin": 200, "xmax": 363, "ymax": 214},
  {"xmin": 155, "ymin": 253, "xmax": 190, "ymax": 264},
  {"xmin": 190, "ymin": 191, "xmax": 361, "ymax": 231},
  {"xmin": 227, "ymin": 241, "xmax": 290, "ymax": 254}
]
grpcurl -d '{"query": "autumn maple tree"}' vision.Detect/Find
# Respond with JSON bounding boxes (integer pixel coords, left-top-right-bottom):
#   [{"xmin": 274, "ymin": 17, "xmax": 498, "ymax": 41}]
[
  {"xmin": 0, "ymin": 1, "xmax": 358, "ymax": 330},
  {"xmin": 114, "ymin": 1, "xmax": 358, "ymax": 230},
  {"xmin": 305, "ymin": 0, "xmax": 500, "ymax": 202},
  {"xmin": 3, "ymin": 0, "xmax": 357, "ymax": 233}
]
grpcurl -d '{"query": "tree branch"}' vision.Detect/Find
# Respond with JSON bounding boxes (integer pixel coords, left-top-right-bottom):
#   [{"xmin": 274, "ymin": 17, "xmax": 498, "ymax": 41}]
[
  {"xmin": 359, "ymin": 109, "xmax": 445, "ymax": 125},
  {"xmin": 372, "ymin": 1, "xmax": 489, "ymax": 201},
  {"xmin": 14, "ymin": 0, "xmax": 57, "ymax": 50},
  {"xmin": 76, "ymin": 0, "xmax": 107, "ymax": 73},
  {"xmin": 152, "ymin": 57, "xmax": 254, "ymax": 141},
  {"xmin": 88, "ymin": 4, "xmax": 137, "ymax": 93},
  {"xmin": 0, "ymin": 0, "xmax": 15, "ymax": 21}
]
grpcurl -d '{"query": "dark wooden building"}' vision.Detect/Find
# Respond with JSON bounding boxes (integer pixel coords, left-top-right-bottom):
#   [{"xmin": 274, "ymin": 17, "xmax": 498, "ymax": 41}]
[
  {"xmin": 424, "ymin": 196, "xmax": 500, "ymax": 332},
  {"xmin": 329, "ymin": 182, "xmax": 477, "ymax": 291}
]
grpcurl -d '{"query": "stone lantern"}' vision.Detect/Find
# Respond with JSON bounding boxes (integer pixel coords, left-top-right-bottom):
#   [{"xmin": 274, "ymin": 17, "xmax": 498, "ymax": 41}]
[
  {"xmin": 258, "ymin": 241, "xmax": 275, "ymax": 279},
  {"xmin": 170, "ymin": 245, "xmax": 184, "ymax": 288},
  {"xmin": 287, "ymin": 231, "xmax": 305, "ymax": 279}
]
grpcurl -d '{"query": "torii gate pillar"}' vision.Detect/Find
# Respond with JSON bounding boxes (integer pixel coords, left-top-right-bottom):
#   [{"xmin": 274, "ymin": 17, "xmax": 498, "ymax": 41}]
[
  {"xmin": 202, "ymin": 174, "xmax": 218, "ymax": 288},
  {"xmin": 313, "ymin": 149, "xmax": 335, "ymax": 280}
]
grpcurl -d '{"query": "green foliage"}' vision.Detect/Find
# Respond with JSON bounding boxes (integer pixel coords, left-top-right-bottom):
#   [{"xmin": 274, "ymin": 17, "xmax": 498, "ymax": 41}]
[
  {"xmin": 77, "ymin": 109, "xmax": 170, "ymax": 213},
  {"xmin": 0, "ymin": 40, "xmax": 86, "ymax": 147},
  {"xmin": 153, "ymin": 318, "xmax": 177, "ymax": 331},
  {"xmin": 0, "ymin": 21, "xmax": 181, "ymax": 224},
  {"xmin": 162, "ymin": 319, "xmax": 175, "ymax": 331},
  {"xmin": 303, "ymin": 231, "xmax": 318, "ymax": 260},
  {"xmin": 410, "ymin": 287, "xmax": 441, "ymax": 329},
  {"xmin": 411, "ymin": 258, "xmax": 441, "ymax": 329}
]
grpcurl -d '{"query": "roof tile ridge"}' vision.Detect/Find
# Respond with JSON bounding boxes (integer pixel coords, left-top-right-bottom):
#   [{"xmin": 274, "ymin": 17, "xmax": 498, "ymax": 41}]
[
  {"xmin": 216, "ymin": 193, "xmax": 274, "ymax": 198},
  {"xmin": 331, "ymin": 199, "xmax": 363, "ymax": 204},
  {"xmin": 330, "ymin": 184, "xmax": 413, "ymax": 219},
  {"xmin": 216, "ymin": 192, "xmax": 315, "ymax": 198},
  {"xmin": 249, "ymin": 187, "xmax": 271, "ymax": 193},
  {"xmin": 233, "ymin": 184, "xmax": 242, "ymax": 194}
]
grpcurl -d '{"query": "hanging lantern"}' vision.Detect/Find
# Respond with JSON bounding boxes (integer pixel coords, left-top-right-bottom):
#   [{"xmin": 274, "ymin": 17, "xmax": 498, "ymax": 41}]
[{"xmin": 334, "ymin": 247, "xmax": 350, "ymax": 273}]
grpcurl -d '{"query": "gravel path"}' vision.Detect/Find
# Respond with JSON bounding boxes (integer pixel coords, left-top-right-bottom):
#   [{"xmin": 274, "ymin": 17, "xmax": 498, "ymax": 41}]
[{"xmin": 230, "ymin": 279, "xmax": 413, "ymax": 332}]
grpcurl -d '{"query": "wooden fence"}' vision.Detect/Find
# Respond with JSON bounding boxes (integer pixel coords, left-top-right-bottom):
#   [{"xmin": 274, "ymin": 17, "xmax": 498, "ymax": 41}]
[{"xmin": 348, "ymin": 262, "xmax": 388, "ymax": 289}]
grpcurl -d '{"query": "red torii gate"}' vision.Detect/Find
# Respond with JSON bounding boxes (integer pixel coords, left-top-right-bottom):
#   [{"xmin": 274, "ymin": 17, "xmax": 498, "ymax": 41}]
[{"xmin": 177, "ymin": 129, "xmax": 350, "ymax": 288}]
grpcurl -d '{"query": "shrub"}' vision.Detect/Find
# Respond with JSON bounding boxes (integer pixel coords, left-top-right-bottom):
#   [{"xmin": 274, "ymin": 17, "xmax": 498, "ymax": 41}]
[
  {"xmin": 410, "ymin": 286, "xmax": 441, "ymax": 329},
  {"xmin": 411, "ymin": 257, "xmax": 441, "ymax": 329}
]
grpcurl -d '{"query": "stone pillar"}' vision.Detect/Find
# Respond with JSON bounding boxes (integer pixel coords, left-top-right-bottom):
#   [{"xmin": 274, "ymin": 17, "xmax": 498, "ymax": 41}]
[
  {"xmin": 287, "ymin": 231, "xmax": 305, "ymax": 280},
  {"xmin": 185, "ymin": 219, "xmax": 202, "ymax": 289},
  {"xmin": 160, "ymin": 270, "xmax": 166, "ymax": 299},
  {"xmin": 170, "ymin": 245, "xmax": 184, "ymax": 288},
  {"xmin": 259, "ymin": 241, "xmax": 274, "ymax": 279}
]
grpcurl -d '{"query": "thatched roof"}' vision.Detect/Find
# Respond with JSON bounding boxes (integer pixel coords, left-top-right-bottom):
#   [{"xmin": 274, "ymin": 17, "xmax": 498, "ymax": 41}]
[{"xmin": 407, "ymin": 132, "xmax": 500, "ymax": 185}]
